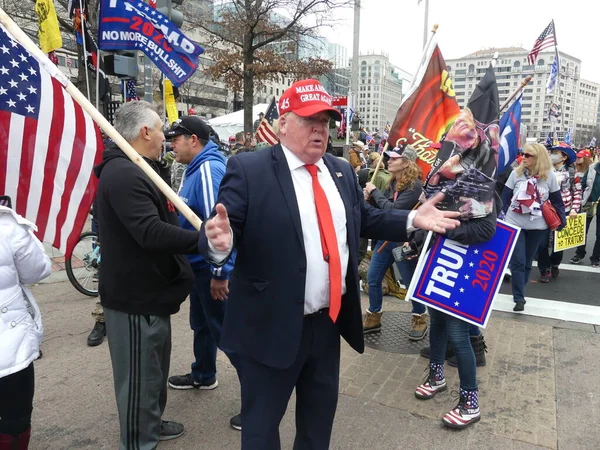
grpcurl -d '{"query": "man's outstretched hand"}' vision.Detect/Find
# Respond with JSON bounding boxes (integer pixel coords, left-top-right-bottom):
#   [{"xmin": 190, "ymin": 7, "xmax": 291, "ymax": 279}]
[
  {"xmin": 206, "ymin": 203, "xmax": 232, "ymax": 251},
  {"xmin": 413, "ymin": 193, "xmax": 461, "ymax": 234}
]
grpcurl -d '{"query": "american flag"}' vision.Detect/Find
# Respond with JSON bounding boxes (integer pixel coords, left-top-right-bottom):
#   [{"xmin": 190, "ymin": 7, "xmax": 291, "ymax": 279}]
[
  {"xmin": 125, "ymin": 79, "xmax": 139, "ymax": 102},
  {"xmin": 527, "ymin": 20, "xmax": 557, "ymax": 65},
  {"xmin": 0, "ymin": 24, "xmax": 103, "ymax": 257},
  {"xmin": 255, "ymin": 97, "xmax": 279, "ymax": 145}
]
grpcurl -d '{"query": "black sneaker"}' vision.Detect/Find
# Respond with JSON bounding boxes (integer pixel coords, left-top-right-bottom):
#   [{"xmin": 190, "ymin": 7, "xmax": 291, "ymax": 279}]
[
  {"xmin": 551, "ymin": 267, "xmax": 560, "ymax": 278},
  {"xmin": 539, "ymin": 270, "xmax": 551, "ymax": 283},
  {"xmin": 87, "ymin": 322, "xmax": 106, "ymax": 347},
  {"xmin": 592, "ymin": 260, "xmax": 600, "ymax": 268},
  {"xmin": 570, "ymin": 255, "xmax": 583, "ymax": 264},
  {"xmin": 159, "ymin": 420, "xmax": 184, "ymax": 441},
  {"xmin": 229, "ymin": 414, "xmax": 242, "ymax": 431},
  {"xmin": 513, "ymin": 302, "xmax": 525, "ymax": 312},
  {"xmin": 167, "ymin": 373, "xmax": 218, "ymax": 390}
]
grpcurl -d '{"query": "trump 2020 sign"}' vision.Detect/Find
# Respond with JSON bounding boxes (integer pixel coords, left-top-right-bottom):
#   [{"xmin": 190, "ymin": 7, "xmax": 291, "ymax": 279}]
[{"xmin": 407, "ymin": 220, "xmax": 520, "ymax": 328}]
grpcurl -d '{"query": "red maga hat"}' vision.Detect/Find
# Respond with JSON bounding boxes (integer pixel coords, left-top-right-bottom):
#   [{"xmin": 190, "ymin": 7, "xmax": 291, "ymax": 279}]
[{"xmin": 278, "ymin": 79, "xmax": 342, "ymax": 121}]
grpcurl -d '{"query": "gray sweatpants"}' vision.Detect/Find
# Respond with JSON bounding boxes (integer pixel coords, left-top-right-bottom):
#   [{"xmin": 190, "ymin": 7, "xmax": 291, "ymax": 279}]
[{"xmin": 104, "ymin": 306, "xmax": 172, "ymax": 450}]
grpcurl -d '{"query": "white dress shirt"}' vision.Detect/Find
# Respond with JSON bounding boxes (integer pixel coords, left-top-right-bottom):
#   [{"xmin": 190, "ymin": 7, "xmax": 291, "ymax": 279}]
[
  {"xmin": 280, "ymin": 145, "xmax": 349, "ymax": 314},
  {"xmin": 208, "ymin": 147, "xmax": 419, "ymax": 314}
]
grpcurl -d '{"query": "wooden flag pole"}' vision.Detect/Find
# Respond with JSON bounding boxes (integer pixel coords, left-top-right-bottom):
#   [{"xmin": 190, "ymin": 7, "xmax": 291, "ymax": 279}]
[
  {"xmin": 0, "ymin": 9, "xmax": 203, "ymax": 231},
  {"xmin": 500, "ymin": 75, "xmax": 533, "ymax": 113}
]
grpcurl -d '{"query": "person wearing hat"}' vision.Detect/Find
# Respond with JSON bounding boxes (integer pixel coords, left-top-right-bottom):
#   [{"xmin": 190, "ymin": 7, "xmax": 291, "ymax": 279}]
[
  {"xmin": 349, "ymin": 141, "xmax": 366, "ymax": 171},
  {"xmin": 164, "ymin": 116, "xmax": 242, "ymax": 430},
  {"xmin": 571, "ymin": 148, "xmax": 600, "ymax": 266},
  {"xmin": 253, "ymin": 112, "xmax": 264, "ymax": 133},
  {"xmin": 198, "ymin": 78, "xmax": 461, "ymax": 448},
  {"xmin": 538, "ymin": 143, "xmax": 576, "ymax": 282},
  {"xmin": 362, "ymin": 146, "xmax": 429, "ymax": 340}
]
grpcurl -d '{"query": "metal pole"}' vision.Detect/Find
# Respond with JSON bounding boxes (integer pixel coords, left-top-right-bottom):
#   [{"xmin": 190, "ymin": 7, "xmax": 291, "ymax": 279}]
[
  {"xmin": 422, "ymin": 0, "xmax": 429, "ymax": 49},
  {"xmin": 95, "ymin": 50, "xmax": 100, "ymax": 110},
  {"xmin": 345, "ymin": 97, "xmax": 351, "ymax": 146},
  {"xmin": 350, "ymin": 0, "xmax": 360, "ymax": 112},
  {"xmin": 78, "ymin": 0, "xmax": 91, "ymax": 100}
]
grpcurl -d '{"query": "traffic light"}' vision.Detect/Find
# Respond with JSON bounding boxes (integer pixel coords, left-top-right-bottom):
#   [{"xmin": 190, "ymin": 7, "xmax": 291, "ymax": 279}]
[
  {"xmin": 104, "ymin": 52, "xmax": 138, "ymax": 78},
  {"xmin": 156, "ymin": 0, "xmax": 184, "ymax": 28}
]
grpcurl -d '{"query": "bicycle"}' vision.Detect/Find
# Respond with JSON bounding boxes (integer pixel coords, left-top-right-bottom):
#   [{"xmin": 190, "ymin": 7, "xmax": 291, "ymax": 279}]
[{"xmin": 65, "ymin": 231, "xmax": 100, "ymax": 297}]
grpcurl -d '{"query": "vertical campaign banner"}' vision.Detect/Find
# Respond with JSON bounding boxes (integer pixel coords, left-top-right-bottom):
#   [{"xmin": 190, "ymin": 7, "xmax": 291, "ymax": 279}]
[{"xmin": 406, "ymin": 220, "xmax": 520, "ymax": 328}]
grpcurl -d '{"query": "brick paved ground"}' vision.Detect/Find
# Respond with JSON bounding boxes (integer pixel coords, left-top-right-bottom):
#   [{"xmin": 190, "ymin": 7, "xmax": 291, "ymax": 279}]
[{"xmin": 26, "ymin": 280, "xmax": 600, "ymax": 449}]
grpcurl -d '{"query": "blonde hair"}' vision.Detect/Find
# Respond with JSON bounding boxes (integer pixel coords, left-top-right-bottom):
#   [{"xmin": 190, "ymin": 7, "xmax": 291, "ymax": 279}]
[
  {"xmin": 575, "ymin": 156, "xmax": 593, "ymax": 174},
  {"xmin": 388, "ymin": 159, "xmax": 422, "ymax": 192},
  {"xmin": 516, "ymin": 143, "xmax": 552, "ymax": 180}
]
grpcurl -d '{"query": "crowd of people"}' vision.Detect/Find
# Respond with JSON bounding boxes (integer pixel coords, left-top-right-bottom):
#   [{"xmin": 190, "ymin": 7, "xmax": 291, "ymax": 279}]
[{"xmin": 1, "ymin": 76, "xmax": 600, "ymax": 449}]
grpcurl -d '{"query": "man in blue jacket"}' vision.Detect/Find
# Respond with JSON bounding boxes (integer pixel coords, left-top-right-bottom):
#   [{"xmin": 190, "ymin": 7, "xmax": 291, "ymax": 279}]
[{"xmin": 164, "ymin": 116, "xmax": 242, "ymax": 430}]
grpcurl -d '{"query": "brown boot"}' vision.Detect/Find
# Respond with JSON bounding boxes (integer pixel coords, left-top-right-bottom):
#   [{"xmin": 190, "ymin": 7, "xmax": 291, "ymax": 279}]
[
  {"xmin": 408, "ymin": 313, "xmax": 429, "ymax": 341},
  {"xmin": 363, "ymin": 310, "xmax": 382, "ymax": 334}
]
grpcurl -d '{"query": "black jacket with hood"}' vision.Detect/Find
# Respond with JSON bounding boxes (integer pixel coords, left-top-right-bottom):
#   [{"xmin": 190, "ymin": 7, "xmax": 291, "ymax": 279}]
[{"xmin": 94, "ymin": 143, "xmax": 199, "ymax": 316}]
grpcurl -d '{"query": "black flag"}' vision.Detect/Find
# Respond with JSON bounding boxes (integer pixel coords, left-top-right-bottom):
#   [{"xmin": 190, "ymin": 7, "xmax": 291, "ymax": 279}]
[{"xmin": 467, "ymin": 64, "xmax": 499, "ymax": 126}]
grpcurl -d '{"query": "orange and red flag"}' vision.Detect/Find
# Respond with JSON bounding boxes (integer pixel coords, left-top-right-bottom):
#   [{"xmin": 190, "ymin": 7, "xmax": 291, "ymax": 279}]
[{"xmin": 388, "ymin": 42, "xmax": 460, "ymax": 178}]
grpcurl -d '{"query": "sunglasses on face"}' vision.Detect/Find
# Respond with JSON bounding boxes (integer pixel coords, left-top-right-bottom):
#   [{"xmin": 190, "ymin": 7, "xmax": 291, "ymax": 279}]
[
  {"xmin": 522, "ymin": 153, "xmax": 536, "ymax": 159},
  {"xmin": 171, "ymin": 122, "xmax": 194, "ymax": 136}
]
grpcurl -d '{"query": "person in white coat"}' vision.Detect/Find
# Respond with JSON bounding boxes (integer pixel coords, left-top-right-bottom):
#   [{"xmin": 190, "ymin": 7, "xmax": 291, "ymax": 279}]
[{"xmin": 0, "ymin": 197, "xmax": 51, "ymax": 450}]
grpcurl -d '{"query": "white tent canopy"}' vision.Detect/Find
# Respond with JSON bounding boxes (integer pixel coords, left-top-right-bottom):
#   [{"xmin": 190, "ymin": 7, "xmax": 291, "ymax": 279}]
[{"xmin": 208, "ymin": 103, "xmax": 269, "ymax": 141}]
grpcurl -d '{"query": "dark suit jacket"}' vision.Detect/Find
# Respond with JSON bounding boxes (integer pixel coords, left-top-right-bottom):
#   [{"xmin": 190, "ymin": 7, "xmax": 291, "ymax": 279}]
[{"xmin": 199, "ymin": 145, "xmax": 410, "ymax": 369}]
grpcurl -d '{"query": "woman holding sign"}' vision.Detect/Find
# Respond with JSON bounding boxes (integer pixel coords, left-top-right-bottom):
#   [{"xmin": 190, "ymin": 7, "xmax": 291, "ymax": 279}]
[
  {"xmin": 502, "ymin": 143, "xmax": 566, "ymax": 312},
  {"xmin": 537, "ymin": 144, "xmax": 576, "ymax": 282}
]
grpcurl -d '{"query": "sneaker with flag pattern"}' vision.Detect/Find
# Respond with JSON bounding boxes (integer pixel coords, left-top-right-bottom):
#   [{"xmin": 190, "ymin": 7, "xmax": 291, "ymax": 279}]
[
  {"xmin": 415, "ymin": 363, "xmax": 447, "ymax": 400},
  {"xmin": 442, "ymin": 388, "xmax": 481, "ymax": 429}
]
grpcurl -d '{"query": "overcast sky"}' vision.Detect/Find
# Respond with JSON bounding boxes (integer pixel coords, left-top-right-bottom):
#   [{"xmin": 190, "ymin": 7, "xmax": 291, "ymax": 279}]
[{"xmin": 323, "ymin": 0, "xmax": 599, "ymax": 82}]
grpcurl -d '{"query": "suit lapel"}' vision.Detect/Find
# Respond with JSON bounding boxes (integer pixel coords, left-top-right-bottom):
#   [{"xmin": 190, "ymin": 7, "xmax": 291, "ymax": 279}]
[
  {"xmin": 323, "ymin": 156, "xmax": 353, "ymax": 228},
  {"xmin": 272, "ymin": 145, "xmax": 305, "ymax": 252}
]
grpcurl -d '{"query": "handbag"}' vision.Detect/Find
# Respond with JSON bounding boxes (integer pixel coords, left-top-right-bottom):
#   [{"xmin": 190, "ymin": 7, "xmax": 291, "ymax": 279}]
[{"xmin": 541, "ymin": 201, "xmax": 561, "ymax": 230}]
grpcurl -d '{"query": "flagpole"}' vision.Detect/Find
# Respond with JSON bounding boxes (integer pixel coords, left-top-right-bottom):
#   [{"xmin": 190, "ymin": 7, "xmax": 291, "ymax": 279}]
[
  {"xmin": 408, "ymin": 23, "xmax": 439, "ymax": 93},
  {"xmin": 0, "ymin": 8, "xmax": 202, "ymax": 231},
  {"xmin": 95, "ymin": 49, "xmax": 100, "ymax": 110},
  {"xmin": 422, "ymin": 0, "xmax": 429, "ymax": 49},
  {"xmin": 500, "ymin": 75, "xmax": 533, "ymax": 112},
  {"xmin": 78, "ymin": 0, "xmax": 91, "ymax": 100}
]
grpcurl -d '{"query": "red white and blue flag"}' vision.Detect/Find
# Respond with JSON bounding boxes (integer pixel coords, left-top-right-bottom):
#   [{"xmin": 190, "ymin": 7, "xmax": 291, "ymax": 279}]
[{"xmin": 0, "ymin": 24, "xmax": 104, "ymax": 256}]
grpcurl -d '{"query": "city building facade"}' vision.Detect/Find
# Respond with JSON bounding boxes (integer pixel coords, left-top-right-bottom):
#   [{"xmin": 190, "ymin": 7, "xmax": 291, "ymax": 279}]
[
  {"xmin": 350, "ymin": 52, "xmax": 404, "ymax": 133},
  {"xmin": 446, "ymin": 47, "xmax": 582, "ymax": 143}
]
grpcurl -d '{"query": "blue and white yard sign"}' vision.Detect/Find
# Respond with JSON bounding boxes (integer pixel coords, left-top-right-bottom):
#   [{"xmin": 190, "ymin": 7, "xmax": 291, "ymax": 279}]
[{"xmin": 406, "ymin": 220, "xmax": 521, "ymax": 328}]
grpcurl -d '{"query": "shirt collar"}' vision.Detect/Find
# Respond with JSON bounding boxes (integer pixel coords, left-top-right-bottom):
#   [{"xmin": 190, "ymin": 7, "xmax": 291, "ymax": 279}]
[{"xmin": 281, "ymin": 144, "xmax": 327, "ymax": 174}]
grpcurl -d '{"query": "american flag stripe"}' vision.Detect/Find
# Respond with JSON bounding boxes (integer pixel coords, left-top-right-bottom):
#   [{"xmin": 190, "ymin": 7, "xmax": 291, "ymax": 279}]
[
  {"xmin": 527, "ymin": 20, "xmax": 556, "ymax": 65},
  {"xmin": 0, "ymin": 23, "xmax": 103, "ymax": 257},
  {"xmin": 256, "ymin": 121, "xmax": 278, "ymax": 145}
]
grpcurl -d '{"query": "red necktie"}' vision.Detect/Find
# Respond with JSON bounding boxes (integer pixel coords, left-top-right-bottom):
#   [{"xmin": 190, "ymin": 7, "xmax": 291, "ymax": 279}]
[{"xmin": 305, "ymin": 164, "xmax": 342, "ymax": 322}]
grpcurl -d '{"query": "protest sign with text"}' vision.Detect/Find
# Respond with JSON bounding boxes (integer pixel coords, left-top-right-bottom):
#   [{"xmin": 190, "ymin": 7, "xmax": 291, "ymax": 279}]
[
  {"xmin": 554, "ymin": 213, "xmax": 586, "ymax": 252},
  {"xmin": 406, "ymin": 220, "xmax": 520, "ymax": 328},
  {"xmin": 98, "ymin": 0, "xmax": 203, "ymax": 86}
]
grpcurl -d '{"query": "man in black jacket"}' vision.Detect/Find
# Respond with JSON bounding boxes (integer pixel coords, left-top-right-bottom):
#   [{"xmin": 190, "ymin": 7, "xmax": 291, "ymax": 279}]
[{"xmin": 94, "ymin": 101, "xmax": 199, "ymax": 449}]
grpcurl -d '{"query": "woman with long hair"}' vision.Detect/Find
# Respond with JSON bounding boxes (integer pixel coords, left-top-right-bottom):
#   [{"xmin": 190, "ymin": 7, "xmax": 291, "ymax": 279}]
[
  {"xmin": 537, "ymin": 144, "xmax": 575, "ymax": 282},
  {"xmin": 362, "ymin": 146, "xmax": 425, "ymax": 337},
  {"xmin": 502, "ymin": 143, "xmax": 565, "ymax": 311},
  {"xmin": 570, "ymin": 149, "xmax": 596, "ymax": 264}
]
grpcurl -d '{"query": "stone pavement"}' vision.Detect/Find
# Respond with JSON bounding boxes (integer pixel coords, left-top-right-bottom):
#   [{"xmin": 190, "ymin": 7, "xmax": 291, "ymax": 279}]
[{"xmin": 27, "ymin": 279, "xmax": 600, "ymax": 450}]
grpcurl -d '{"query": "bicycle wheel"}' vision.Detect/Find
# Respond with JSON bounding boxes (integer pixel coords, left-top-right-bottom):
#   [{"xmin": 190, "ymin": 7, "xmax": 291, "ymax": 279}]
[{"xmin": 65, "ymin": 231, "xmax": 100, "ymax": 297}]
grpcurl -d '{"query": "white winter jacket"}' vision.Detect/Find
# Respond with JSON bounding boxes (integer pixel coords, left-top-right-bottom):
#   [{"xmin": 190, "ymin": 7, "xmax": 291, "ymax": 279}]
[{"xmin": 0, "ymin": 205, "xmax": 51, "ymax": 378}]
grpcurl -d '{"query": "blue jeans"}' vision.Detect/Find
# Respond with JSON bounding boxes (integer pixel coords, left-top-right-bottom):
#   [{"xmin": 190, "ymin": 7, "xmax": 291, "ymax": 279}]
[
  {"xmin": 537, "ymin": 228, "xmax": 563, "ymax": 272},
  {"xmin": 429, "ymin": 308, "xmax": 477, "ymax": 390},
  {"xmin": 190, "ymin": 267, "xmax": 241, "ymax": 383},
  {"xmin": 510, "ymin": 229, "xmax": 547, "ymax": 303},
  {"xmin": 396, "ymin": 258, "xmax": 426, "ymax": 314},
  {"xmin": 367, "ymin": 241, "xmax": 398, "ymax": 313}
]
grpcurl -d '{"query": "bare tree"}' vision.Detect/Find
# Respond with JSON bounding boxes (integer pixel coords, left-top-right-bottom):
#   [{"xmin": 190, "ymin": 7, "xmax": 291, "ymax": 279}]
[{"xmin": 190, "ymin": 0, "xmax": 351, "ymax": 133}]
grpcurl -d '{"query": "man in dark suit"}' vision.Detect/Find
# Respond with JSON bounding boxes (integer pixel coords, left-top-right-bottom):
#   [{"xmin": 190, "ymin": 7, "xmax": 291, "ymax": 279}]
[{"xmin": 199, "ymin": 79, "xmax": 460, "ymax": 449}]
